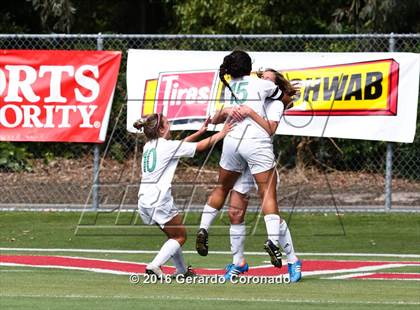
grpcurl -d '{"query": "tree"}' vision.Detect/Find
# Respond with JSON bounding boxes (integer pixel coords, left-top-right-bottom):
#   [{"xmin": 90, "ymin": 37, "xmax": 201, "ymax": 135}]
[
  {"xmin": 331, "ymin": 0, "xmax": 420, "ymax": 33},
  {"xmin": 171, "ymin": 0, "xmax": 348, "ymax": 34},
  {"xmin": 0, "ymin": 0, "xmax": 38, "ymax": 33},
  {"xmin": 172, "ymin": 0, "xmax": 275, "ymax": 34},
  {"xmin": 30, "ymin": 0, "xmax": 76, "ymax": 33},
  {"xmin": 171, "ymin": 0, "xmax": 420, "ymax": 34}
]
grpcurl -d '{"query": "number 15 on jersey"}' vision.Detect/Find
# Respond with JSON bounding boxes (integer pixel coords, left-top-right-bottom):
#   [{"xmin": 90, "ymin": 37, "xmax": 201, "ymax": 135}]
[{"xmin": 230, "ymin": 81, "xmax": 248, "ymax": 105}]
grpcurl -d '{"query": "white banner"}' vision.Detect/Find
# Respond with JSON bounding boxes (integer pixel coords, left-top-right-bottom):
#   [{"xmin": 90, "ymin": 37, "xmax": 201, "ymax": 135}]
[{"xmin": 127, "ymin": 49, "xmax": 419, "ymax": 143}]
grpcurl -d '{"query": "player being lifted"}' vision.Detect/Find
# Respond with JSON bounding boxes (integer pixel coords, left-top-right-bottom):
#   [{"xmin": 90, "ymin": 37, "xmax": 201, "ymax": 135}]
[
  {"xmin": 135, "ymin": 113, "xmax": 233, "ymax": 278},
  {"xmin": 195, "ymin": 51, "xmax": 302, "ymax": 282},
  {"xmin": 223, "ymin": 69, "xmax": 301, "ymax": 282}
]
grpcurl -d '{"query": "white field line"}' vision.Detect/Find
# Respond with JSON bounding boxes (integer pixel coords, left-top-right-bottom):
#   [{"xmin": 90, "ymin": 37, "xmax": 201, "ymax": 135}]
[
  {"xmin": 0, "ymin": 261, "xmax": 268, "ymax": 275},
  {"xmin": 0, "ymin": 261, "xmax": 265, "ymax": 276},
  {"xmin": 52, "ymin": 254, "xmax": 231, "ymax": 272},
  {"xmin": 0, "ymin": 269, "xmax": 34, "ymax": 272},
  {"xmin": 325, "ymin": 272, "xmax": 374, "ymax": 279},
  {"xmin": 53, "ymin": 254, "xmax": 152, "ymax": 266},
  {"xmin": 0, "ymin": 263, "xmax": 130, "ymax": 275},
  {"xmin": 324, "ymin": 272, "xmax": 420, "ymax": 280},
  {"xmin": 2, "ymin": 256, "xmax": 418, "ymax": 277},
  {"xmin": 0, "ymin": 293, "xmax": 419, "ymax": 306},
  {"xmin": 0, "ymin": 254, "xmax": 226, "ymax": 273},
  {"xmin": 1, "ymin": 247, "xmax": 420, "ymax": 259},
  {"xmin": 302, "ymin": 263, "xmax": 414, "ymax": 277}
]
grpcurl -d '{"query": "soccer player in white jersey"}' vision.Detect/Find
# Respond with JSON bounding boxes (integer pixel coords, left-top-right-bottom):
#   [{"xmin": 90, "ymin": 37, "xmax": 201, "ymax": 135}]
[
  {"xmin": 195, "ymin": 51, "xmax": 301, "ymax": 282},
  {"xmin": 224, "ymin": 69, "xmax": 302, "ymax": 282},
  {"xmin": 135, "ymin": 113, "xmax": 233, "ymax": 278}
]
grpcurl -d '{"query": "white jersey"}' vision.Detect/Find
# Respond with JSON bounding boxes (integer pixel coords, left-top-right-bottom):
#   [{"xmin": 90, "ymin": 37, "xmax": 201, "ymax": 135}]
[
  {"xmin": 138, "ymin": 138, "xmax": 196, "ymax": 208},
  {"xmin": 265, "ymin": 98, "xmax": 284, "ymax": 123},
  {"xmin": 219, "ymin": 96, "xmax": 284, "ymax": 175},
  {"xmin": 225, "ymin": 75, "xmax": 283, "ymax": 139}
]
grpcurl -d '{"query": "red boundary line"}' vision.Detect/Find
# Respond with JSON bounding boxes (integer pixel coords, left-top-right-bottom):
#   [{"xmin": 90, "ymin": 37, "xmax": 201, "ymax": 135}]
[{"xmin": 1, "ymin": 255, "xmax": 419, "ymax": 278}]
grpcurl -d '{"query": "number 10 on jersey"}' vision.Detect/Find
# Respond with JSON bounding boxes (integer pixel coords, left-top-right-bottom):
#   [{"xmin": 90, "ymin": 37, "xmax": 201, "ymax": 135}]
[{"xmin": 143, "ymin": 148, "xmax": 157, "ymax": 173}]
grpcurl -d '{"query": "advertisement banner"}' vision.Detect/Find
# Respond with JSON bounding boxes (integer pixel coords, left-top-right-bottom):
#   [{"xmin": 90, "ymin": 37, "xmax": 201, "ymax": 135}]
[
  {"xmin": 127, "ymin": 49, "xmax": 419, "ymax": 143},
  {"xmin": 0, "ymin": 50, "xmax": 121, "ymax": 143}
]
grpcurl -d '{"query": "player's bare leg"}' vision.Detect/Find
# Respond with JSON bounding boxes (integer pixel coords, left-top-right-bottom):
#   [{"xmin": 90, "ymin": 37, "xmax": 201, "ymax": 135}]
[
  {"xmin": 223, "ymin": 191, "xmax": 250, "ymax": 280},
  {"xmin": 147, "ymin": 214, "xmax": 190, "ymax": 277},
  {"xmin": 253, "ymin": 168, "xmax": 283, "ymax": 267},
  {"xmin": 196, "ymin": 167, "xmax": 241, "ymax": 256},
  {"xmin": 253, "ymin": 168, "xmax": 278, "ymax": 215},
  {"xmin": 253, "ymin": 169, "xmax": 301, "ymax": 280},
  {"xmin": 207, "ymin": 167, "xmax": 242, "ymax": 210},
  {"xmin": 228, "ymin": 191, "xmax": 248, "ymax": 264}
]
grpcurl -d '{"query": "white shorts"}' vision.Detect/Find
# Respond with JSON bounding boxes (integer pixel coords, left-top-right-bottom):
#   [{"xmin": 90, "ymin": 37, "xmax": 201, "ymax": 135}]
[
  {"xmin": 138, "ymin": 202, "xmax": 179, "ymax": 229},
  {"xmin": 232, "ymin": 166, "xmax": 280, "ymax": 195},
  {"xmin": 233, "ymin": 167, "xmax": 255, "ymax": 194},
  {"xmin": 220, "ymin": 135, "xmax": 276, "ymax": 175}
]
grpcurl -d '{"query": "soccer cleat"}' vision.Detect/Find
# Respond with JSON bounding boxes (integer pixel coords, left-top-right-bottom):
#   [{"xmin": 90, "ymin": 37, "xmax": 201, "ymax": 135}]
[
  {"xmin": 224, "ymin": 260, "xmax": 249, "ymax": 280},
  {"xmin": 264, "ymin": 239, "xmax": 282, "ymax": 268},
  {"xmin": 145, "ymin": 265, "xmax": 164, "ymax": 278},
  {"xmin": 183, "ymin": 266, "xmax": 198, "ymax": 278},
  {"xmin": 288, "ymin": 259, "xmax": 302, "ymax": 282},
  {"xmin": 171, "ymin": 266, "xmax": 197, "ymax": 279},
  {"xmin": 196, "ymin": 228, "xmax": 209, "ymax": 256}
]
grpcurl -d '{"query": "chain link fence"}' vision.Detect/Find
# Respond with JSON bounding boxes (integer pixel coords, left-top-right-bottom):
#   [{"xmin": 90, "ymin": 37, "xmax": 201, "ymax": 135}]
[{"xmin": 0, "ymin": 34, "xmax": 419, "ymax": 212}]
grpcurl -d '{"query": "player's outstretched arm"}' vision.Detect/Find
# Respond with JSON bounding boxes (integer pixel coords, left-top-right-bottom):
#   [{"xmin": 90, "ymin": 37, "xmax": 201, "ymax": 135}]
[
  {"xmin": 184, "ymin": 117, "xmax": 211, "ymax": 142},
  {"xmin": 195, "ymin": 121, "xmax": 234, "ymax": 152},
  {"xmin": 211, "ymin": 108, "xmax": 228, "ymax": 124}
]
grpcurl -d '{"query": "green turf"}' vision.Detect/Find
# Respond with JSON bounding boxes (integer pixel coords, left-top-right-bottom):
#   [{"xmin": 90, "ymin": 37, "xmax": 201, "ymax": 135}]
[
  {"xmin": 1, "ymin": 212, "xmax": 419, "ymax": 310},
  {"xmin": 1, "ymin": 268, "xmax": 419, "ymax": 310},
  {"xmin": 1, "ymin": 212, "xmax": 419, "ymax": 254},
  {"xmin": 371, "ymin": 265, "xmax": 420, "ymax": 273}
]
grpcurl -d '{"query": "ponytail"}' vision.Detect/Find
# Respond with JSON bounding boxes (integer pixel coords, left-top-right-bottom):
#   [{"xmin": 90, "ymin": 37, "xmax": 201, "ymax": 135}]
[
  {"xmin": 219, "ymin": 50, "xmax": 252, "ymax": 101},
  {"xmin": 133, "ymin": 119, "xmax": 145, "ymax": 131},
  {"xmin": 133, "ymin": 113, "xmax": 163, "ymax": 140},
  {"xmin": 219, "ymin": 61, "xmax": 238, "ymax": 101}
]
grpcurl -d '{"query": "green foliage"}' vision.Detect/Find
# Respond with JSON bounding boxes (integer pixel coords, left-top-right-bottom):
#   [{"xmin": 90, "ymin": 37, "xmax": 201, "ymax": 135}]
[
  {"xmin": 0, "ymin": 12, "xmax": 29, "ymax": 33},
  {"xmin": 2, "ymin": 0, "xmax": 420, "ymax": 35},
  {"xmin": 0, "ymin": 142, "xmax": 32, "ymax": 172},
  {"xmin": 393, "ymin": 104, "xmax": 420, "ymax": 180},
  {"xmin": 331, "ymin": 0, "xmax": 420, "ymax": 33},
  {"xmin": 109, "ymin": 143, "xmax": 125, "ymax": 163},
  {"xmin": 171, "ymin": 0, "xmax": 420, "ymax": 34},
  {"xmin": 322, "ymin": 139, "xmax": 387, "ymax": 172},
  {"xmin": 172, "ymin": 0, "xmax": 275, "ymax": 34},
  {"xmin": 29, "ymin": 0, "xmax": 76, "ymax": 33}
]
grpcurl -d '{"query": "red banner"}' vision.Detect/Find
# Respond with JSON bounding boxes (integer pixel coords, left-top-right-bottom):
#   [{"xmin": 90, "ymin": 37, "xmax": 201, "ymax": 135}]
[
  {"xmin": 154, "ymin": 71, "xmax": 216, "ymax": 120},
  {"xmin": 0, "ymin": 50, "xmax": 121, "ymax": 142}
]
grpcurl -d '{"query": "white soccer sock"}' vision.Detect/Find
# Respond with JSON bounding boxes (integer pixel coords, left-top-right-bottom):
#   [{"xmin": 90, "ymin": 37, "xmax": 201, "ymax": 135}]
[
  {"xmin": 172, "ymin": 246, "xmax": 187, "ymax": 274},
  {"xmin": 278, "ymin": 220, "xmax": 298, "ymax": 263},
  {"xmin": 199, "ymin": 204, "xmax": 219, "ymax": 231},
  {"xmin": 230, "ymin": 222, "xmax": 246, "ymax": 265},
  {"xmin": 264, "ymin": 214, "xmax": 280, "ymax": 247},
  {"xmin": 148, "ymin": 239, "xmax": 181, "ymax": 269}
]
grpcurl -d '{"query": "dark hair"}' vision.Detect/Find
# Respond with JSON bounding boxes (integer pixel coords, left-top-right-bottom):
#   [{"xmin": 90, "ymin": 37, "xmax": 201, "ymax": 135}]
[
  {"xmin": 219, "ymin": 50, "xmax": 252, "ymax": 100},
  {"xmin": 133, "ymin": 113, "xmax": 163, "ymax": 140},
  {"xmin": 257, "ymin": 68, "xmax": 296, "ymax": 97}
]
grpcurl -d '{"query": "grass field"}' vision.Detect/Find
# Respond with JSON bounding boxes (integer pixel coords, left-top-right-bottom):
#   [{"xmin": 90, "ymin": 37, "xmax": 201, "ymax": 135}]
[{"xmin": 1, "ymin": 211, "xmax": 419, "ymax": 309}]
